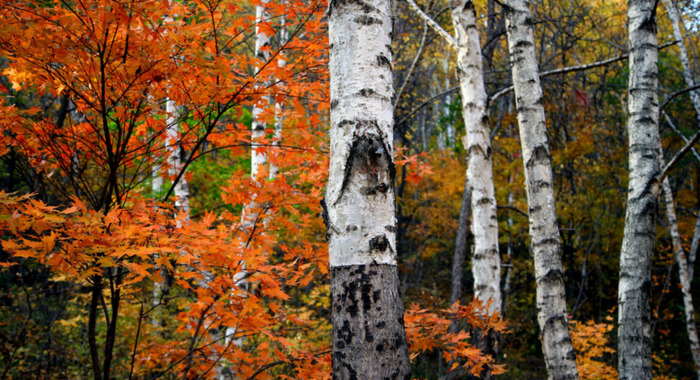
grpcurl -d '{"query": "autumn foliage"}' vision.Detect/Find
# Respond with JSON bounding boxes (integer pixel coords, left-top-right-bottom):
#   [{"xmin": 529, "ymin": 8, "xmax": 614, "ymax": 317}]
[{"xmin": 0, "ymin": 0, "xmax": 506, "ymax": 378}]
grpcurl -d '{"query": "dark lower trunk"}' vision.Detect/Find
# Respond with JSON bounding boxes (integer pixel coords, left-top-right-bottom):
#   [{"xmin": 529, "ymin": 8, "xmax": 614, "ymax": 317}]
[
  {"xmin": 450, "ymin": 180, "xmax": 471, "ymax": 307},
  {"xmin": 330, "ymin": 264, "xmax": 410, "ymax": 380}
]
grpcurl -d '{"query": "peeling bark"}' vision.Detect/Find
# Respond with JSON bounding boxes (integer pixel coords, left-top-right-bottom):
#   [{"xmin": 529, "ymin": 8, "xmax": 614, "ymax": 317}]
[
  {"xmin": 617, "ymin": 1, "xmax": 661, "ymax": 379},
  {"xmin": 327, "ymin": 0, "xmax": 410, "ymax": 378},
  {"xmin": 503, "ymin": 0, "xmax": 579, "ymax": 378}
]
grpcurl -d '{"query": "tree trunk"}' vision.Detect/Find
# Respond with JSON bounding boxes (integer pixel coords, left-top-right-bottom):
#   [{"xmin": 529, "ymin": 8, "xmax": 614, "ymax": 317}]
[
  {"xmin": 661, "ymin": 177, "xmax": 700, "ymax": 379},
  {"xmin": 451, "ymin": 2, "xmax": 502, "ymax": 375},
  {"xmin": 251, "ymin": 0, "xmax": 272, "ymax": 182},
  {"xmin": 503, "ymin": 0, "xmax": 579, "ymax": 378},
  {"xmin": 326, "ymin": 0, "xmax": 411, "ymax": 378},
  {"xmin": 450, "ymin": 180, "xmax": 471, "ymax": 307},
  {"xmin": 452, "ymin": 0, "xmax": 501, "ymax": 318},
  {"xmin": 661, "ymin": 0, "xmax": 700, "ymax": 114},
  {"xmin": 617, "ymin": 1, "xmax": 661, "ymax": 378},
  {"xmin": 662, "ymin": 0, "xmax": 700, "ymax": 282},
  {"xmin": 270, "ymin": 1, "xmax": 286, "ymax": 181}
]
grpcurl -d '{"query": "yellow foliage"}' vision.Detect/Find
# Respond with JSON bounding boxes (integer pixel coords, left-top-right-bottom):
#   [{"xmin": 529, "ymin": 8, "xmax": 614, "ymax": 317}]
[{"xmin": 570, "ymin": 317, "xmax": 617, "ymax": 379}]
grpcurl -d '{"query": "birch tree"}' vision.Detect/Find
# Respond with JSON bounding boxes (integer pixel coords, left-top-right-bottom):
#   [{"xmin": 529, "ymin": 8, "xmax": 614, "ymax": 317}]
[
  {"xmin": 406, "ymin": 0, "xmax": 502, "ymax": 333},
  {"xmin": 326, "ymin": 0, "xmax": 411, "ymax": 377},
  {"xmin": 502, "ymin": 0, "xmax": 579, "ymax": 378},
  {"xmin": 661, "ymin": 176, "xmax": 700, "ymax": 379},
  {"xmin": 617, "ymin": 0, "xmax": 661, "ymax": 378}
]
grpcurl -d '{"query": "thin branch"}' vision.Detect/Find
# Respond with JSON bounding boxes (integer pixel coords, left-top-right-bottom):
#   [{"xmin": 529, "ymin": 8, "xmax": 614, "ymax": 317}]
[
  {"xmin": 658, "ymin": 129, "xmax": 700, "ymax": 184},
  {"xmin": 497, "ymin": 204, "xmax": 528, "ymax": 218},
  {"xmin": 488, "ymin": 40, "xmax": 679, "ymax": 107},
  {"xmin": 488, "ymin": 53, "xmax": 629, "ymax": 106},
  {"xmin": 394, "ymin": 19, "xmax": 430, "ymax": 111},
  {"xmin": 405, "ymin": 0, "xmax": 456, "ymax": 47},
  {"xmin": 660, "ymin": 83, "xmax": 700, "ymax": 111},
  {"xmin": 396, "ymin": 86, "xmax": 459, "ymax": 127},
  {"xmin": 662, "ymin": 110, "xmax": 700, "ymax": 163}
]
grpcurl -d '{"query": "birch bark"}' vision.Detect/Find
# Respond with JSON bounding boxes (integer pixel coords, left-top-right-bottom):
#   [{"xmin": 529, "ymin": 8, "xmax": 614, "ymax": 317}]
[
  {"xmin": 406, "ymin": 0, "xmax": 502, "ymax": 330},
  {"xmin": 661, "ymin": 177, "xmax": 700, "ymax": 379},
  {"xmin": 452, "ymin": 0, "xmax": 501, "ymax": 318},
  {"xmin": 326, "ymin": 0, "xmax": 410, "ymax": 377},
  {"xmin": 503, "ymin": 0, "xmax": 579, "ymax": 378},
  {"xmin": 152, "ymin": 99, "xmax": 189, "ymax": 326},
  {"xmin": 221, "ymin": 3, "xmax": 274, "ymax": 378},
  {"xmin": 617, "ymin": 1, "xmax": 661, "ymax": 378},
  {"xmin": 270, "ymin": 2, "xmax": 286, "ymax": 181},
  {"xmin": 662, "ymin": 0, "xmax": 700, "ymax": 280},
  {"xmin": 661, "ymin": 0, "xmax": 700, "ymax": 114}
]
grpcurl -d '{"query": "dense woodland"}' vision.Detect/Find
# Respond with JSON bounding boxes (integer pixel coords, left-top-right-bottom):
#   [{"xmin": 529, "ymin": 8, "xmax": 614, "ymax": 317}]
[{"xmin": 0, "ymin": 0, "xmax": 699, "ymax": 378}]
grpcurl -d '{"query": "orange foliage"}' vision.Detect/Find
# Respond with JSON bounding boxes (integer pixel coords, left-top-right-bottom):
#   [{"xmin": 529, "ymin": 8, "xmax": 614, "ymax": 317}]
[
  {"xmin": 569, "ymin": 317, "xmax": 617, "ymax": 379},
  {"xmin": 405, "ymin": 300, "xmax": 507, "ymax": 376}
]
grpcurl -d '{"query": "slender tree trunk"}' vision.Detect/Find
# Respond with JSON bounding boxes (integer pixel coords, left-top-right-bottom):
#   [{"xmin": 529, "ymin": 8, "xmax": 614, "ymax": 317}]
[
  {"xmin": 691, "ymin": 215, "xmax": 700, "ymax": 280},
  {"xmin": 503, "ymin": 1, "xmax": 579, "ymax": 378},
  {"xmin": 661, "ymin": 0, "xmax": 700, "ymax": 114},
  {"xmin": 451, "ymin": 2, "xmax": 502, "ymax": 375},
  {"xmin": 251, "ymin": 0, "xmax": 272, "ymax": 183},
  {"xmin": 89, "ymin": 275, "xmax": 102, "ymax": 380},
  {"xmin": 661, "ymin": 177, "xmax": 700, "ymax": 379},
  {"xmin": 221, "ymin": 3, "xmax": 274, "ymax": 379},
  {"xmin": 452, "ymin": 0, "xmax": 502, "ymax": 318},
  {"xmin": 450, "ymin": 181, "xmax": 471, "ymax": 308},
  {"xmin": 617, "ymin": 1, "xmax": 661, "ymax": 379},
  {"xmin": 167, "ymin": 99, "xmax": 189, "ymax": 218},
  {"xmin": 270, "ymin": 1, "xmax": 286, "ymax": 181},
  {"xmin": 326, "ymin": 0, "xmax": 411, "ymax": 378},
  {"xmin": 152, "ymin": 99, "xmax": 188, "ymax": 327},
  {"xmin": 662, "ymin": 0, "xmax": 700, "ymax": 282}
]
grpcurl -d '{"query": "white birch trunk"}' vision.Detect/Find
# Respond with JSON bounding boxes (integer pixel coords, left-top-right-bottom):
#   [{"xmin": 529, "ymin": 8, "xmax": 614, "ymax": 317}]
[
  {"xmin": 663, "ymin": 0, "xmax": 700, "ymax": 282},
  {"xmin": 503, "ymin": 0, "xmax": 579, "ymax": 378},
  {"xmin": 166, "ymin": 99, "xmax": 189, "ymax": 219},
  {"xmin": 452, "ymin": 0, "xmax": 501, "ymax": 317},
  {"xmin": 251, "ymin": 0, "xmax": 272, "ymax": 183},
  {"xmin": 617, "ymin": 1, "xmax": 661, "ymax": 378},
  {"xmin": 661, "ymin": 0, "xmax": 700, "ymax": 114},
  {"xmin": 661, "ymin": 177, "xmax": 700, "ymax": 379},
  {"xmin": 220, "ymin": 3, "xmax": 274, "ymax": 379},
  {"xmin": 691, "ymin": 215, "xmax": 700, "ymax": 280},
  {"xmin": 151, "ymin": 98, "xmax": 189, "ymax": 327},
  {"xmin": 269, "ymin": 3, "xmax": 286, "ymax": 181},
  {"xmin": 326, "ymin": 0, "xmax": 410, "ymax": 377}
]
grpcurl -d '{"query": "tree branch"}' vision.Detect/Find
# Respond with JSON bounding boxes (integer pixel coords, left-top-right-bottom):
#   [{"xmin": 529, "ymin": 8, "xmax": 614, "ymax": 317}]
[
  {"xmin": 405, "ymin": 0, "xmax": 456, "ymax": 47},
  {"xmin": 662, "ymin": 110, "xmax": 700, "ymax": 163},
  {"xmin": 658, "ymin": 128, "xmax": 700, "ymax": 184},
  {"xmin": 394, "ymin": 17, "xmax": 430, "ymax": 111},
  {"xmin": 660, "ymin": 83, "xmax": 700, "ymax": 111},
  {"xmin": 488, "ymin": 40, "xmax": 679, "ymax": 107}
]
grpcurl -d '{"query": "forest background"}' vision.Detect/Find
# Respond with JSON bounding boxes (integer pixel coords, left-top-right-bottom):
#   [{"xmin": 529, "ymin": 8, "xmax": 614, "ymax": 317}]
[{"xmin": 0, "ymin": 0, "xmax": 699, "ymax": 378}]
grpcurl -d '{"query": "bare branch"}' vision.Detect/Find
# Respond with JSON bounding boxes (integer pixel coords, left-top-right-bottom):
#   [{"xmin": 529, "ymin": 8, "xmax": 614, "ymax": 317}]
[
  {"xmin": 658, "ymin": 129, "xmax": 700, "ymax": 184},
  {"xmin": 662, "ymin": 110, "xmax": 700, "ymax": 163},
  {"xmin": 394, "ymin": 19, "xmax": 430, "ymax": 111},
  {"xmin": 395, "ymin": 86, "xmax": 459, "ymax": 127},
  {"xmin": 488, "ymin": 40, "xmax": 679, "ymax": 107},
  {"xmin": 660, "ymin": 83, "xmax": 700, "ymax": 111},
  {"xmin": 405, "ymin": 0, "xmax": 456, "ymax": 47}
]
